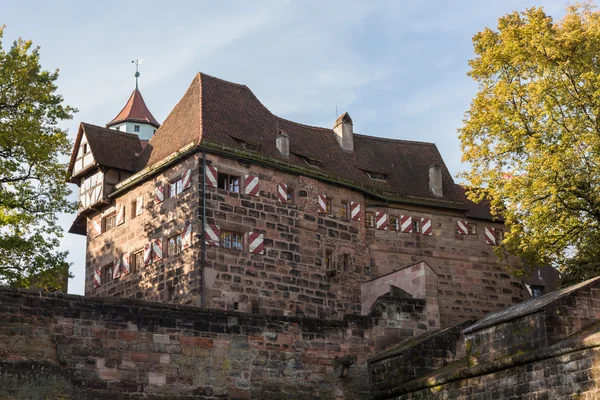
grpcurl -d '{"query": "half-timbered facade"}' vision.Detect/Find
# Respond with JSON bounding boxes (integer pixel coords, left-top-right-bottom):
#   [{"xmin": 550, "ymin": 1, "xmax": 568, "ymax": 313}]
[{"xmin": 68, "ymin": 73, "xmax": 531, "ymax": 327}]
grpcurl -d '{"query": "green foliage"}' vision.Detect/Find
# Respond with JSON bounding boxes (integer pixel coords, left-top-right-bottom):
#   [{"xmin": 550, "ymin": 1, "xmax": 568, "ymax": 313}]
[
  {"xmin": 459, "ymin": 3, "xmax": 600, "ymax": 283},
  {"xmin": 0, "ymin": 26, "xmax": 77, "ymax": 288}
]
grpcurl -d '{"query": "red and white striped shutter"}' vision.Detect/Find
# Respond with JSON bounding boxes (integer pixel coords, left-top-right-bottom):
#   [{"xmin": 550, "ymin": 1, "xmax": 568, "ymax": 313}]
[
  {"xmin": 350, "ymin": 201, "xmax": 361, "ymax": 220},
  {"xmin": 376, "ymin": 212, "xmax": 388, "ymax": 230},
  {"xmin": 248, "ymin": 232, "xmax": 265, "ymax": 254},
  {"xmin": 400, "ymin": 215, "xmax": 412, "ymax": 233},
  {"xmin": 121, "ymin": 253, "xmax": 131, "ymax": 276},
  {"xmin": 93, "ymin": 267, "xmax": 101, "ymax": 287},
  {"xmin": 421, "ymin": 218, "xmax": 432, "ymax": 236},
  {"xmin": 182, "ymin": 168, "xmax": 192, "ymax": 190},
  {"xmin": 181, "ymin": 223, "xmax": 192, "ymax": 250},
  {"xmin": 456, "ymin": 220, "xmax": 469, "ymax": 235},
  {"xmin": 205, "ymin": 224, "xmax": 220, "ymax": 246},
  {"xmin": 135, "ymin": 196, "xmax": 144, "ymax": 216},
  {"xmin": 277, "ymin": 183, "xmax": 288, "ymax": 203},
  {"xmin": 92, "ymin": 218, "xmax": 102, "ymax": 237},
  {"xmin": 152, "ymin": 238, "xmax": 163, "ymax": 262},
  {"xmin": 485, "ymin": 227, "xmax": 496, "ymax": 245},
  {"xmin": 113, "ymin": 257, "xmax": 122, "ymax": 280},
  {"xmin": 155, "ymin": 183, "xmax": 164, "ymax": 203},
  {"xmin": 143, "ymin": 243, "xmax": 153, "ymax": 266},
  {"xmin": 318, "ymin": 194, "xmax": 327, "ymax": 213},
  {"xmin": 244, "ymin": 175, "xmax": 260, "ymax": 196},
  {"xmin": 116, "ymin": 205, "xmax": 125, "ymax": 226},
  {"xmin": 205, "ymin": 165, "xmax": 218, "ymax": 188}
]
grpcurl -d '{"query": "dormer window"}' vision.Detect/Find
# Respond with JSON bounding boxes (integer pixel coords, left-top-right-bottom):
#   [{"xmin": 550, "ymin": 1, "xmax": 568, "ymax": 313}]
[
  {"xmin": 241, "ymin": 142, "xmax": 260, "ymax": 152},
  {"xmin": 302, "ymin": 156, "xmax": 322, "ymax": 168},
  {"xmin": 367, "ymin": 172, "xmax": 386, "ymax": 181}
]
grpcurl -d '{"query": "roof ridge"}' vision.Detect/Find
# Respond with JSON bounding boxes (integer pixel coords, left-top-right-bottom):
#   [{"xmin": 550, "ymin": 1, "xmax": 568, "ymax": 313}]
[
  {"xmin": 276, "ymin": 116, "xmax": 333, "ymax": 133},
  {"xmin": 197, "ymin": 72, "xmax": 249, "ymax": 90},
  {"xmin": 82, "ymin": 122, "xmax": 141, "ymax": 139},
  {"xmin": 354, "ymin": 133, "xmax": 437, "ymax": 146}
]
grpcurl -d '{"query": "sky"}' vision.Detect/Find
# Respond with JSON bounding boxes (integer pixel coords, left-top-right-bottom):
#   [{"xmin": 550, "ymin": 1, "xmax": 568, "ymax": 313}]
[{"xmin": 2, "ymin": 0, "xmax": 568, "ymax": 295}]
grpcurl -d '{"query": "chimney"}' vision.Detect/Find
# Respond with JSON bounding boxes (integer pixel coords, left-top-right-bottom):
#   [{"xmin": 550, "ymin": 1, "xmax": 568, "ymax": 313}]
[
  {"xmin": 333, "ymin": 112, "xmax": 353, "ymax": 152},
  {"xmin": 429, "ymin": 164, "xmax": 443, "ymax": 198},
  {"xmin": 276, "ymin": 130, "xmax": 289, "ymax": 157}
]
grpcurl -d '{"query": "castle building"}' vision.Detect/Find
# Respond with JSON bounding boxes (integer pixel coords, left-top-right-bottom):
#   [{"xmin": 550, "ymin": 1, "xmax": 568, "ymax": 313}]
[{"xmin": 68, "ymin": 73, "xmax": 529, "ymax": 328}]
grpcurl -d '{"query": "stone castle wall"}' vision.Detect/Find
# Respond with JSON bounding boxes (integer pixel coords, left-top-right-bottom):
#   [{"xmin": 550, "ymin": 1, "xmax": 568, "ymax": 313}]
[
  {"xmin": 85, "ymin": 151, "xmax": 524, "ymax": 327},
  {"xmin": 0, "ymin": 287, "xmax": 429, "ymax": 400}
]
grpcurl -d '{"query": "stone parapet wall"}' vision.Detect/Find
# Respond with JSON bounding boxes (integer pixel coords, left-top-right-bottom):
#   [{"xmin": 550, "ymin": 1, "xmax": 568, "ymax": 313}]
[{"xmin": 0, "ymin": 287, "xmax": 434, "ymax": 400}]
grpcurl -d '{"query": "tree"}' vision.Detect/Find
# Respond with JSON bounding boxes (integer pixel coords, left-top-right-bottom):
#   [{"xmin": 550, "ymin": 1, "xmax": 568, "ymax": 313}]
[
  {"xmin": 459, "ymin": 3, "xmax": 600, "ymax": 284},
  {"xmin": 0, "ymin": 26, "xmax": 77, "ymax": 288}
]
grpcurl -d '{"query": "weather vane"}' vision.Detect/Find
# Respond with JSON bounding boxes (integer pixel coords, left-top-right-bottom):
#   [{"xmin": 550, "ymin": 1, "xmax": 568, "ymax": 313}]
[{"xmin": 132, "ymin": 58, "xmax": 143, "ymax": 89}]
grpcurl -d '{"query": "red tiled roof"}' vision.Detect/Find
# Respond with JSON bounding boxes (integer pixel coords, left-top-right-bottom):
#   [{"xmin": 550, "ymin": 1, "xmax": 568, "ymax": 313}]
[
  {"xmin": 67, "ymin": 123, "xmax": 144, "ymax": 178},
  {"xmin": 137, "ymin": 73, "xmax": 464, "ymax": 207},
  {"xmin": 454, "ymin": 185, "xmax": 502, "ymax": 222},
  {"xmin": 108, "ymin": 89, "xmax": 160, "ymax": 128}
]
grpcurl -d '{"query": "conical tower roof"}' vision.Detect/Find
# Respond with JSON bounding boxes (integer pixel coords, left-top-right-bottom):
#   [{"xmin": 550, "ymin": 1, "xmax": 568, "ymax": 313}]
[{"xmin": 107, "ymin": 89, "xmax": 160, "ymax": 128}]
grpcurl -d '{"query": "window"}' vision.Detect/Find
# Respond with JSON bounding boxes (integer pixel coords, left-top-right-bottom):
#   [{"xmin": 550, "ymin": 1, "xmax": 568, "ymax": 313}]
[
  {"xmin": 131, "ymin": 200, "xmax": 137, "ymax": 219},
  {"xmin": 365, "ymin": 212, "xmax": 375, "ymax": 228},
  {"xmin": 340, "ymin": 201, "xmax": 348, "ymax": 218},
  {"xmin": 168, "ymin": 177, "xmax": 184, "ymax": 198},
  {"xmin": 325, "ymin": 250, "xmax": 333, "ymax": 269},
  {"xmin": 168, "ymin": 234, "xmax": 182, "ymax": 256},
  {"xmin": 218, "ymin": 173, "xmax": 240, "ymax": 193},
  {"xmin": 133, "ymin": 249, "xmax": 143, "ymax": 273},
  {"xmin": 496, "ymin": 229, "xmax": 504, "ymax": 244},
  {"xmin": 342, "ymin": 254, "xmax": 350, "ymax": 272},
  {"xmin": 302, "ymin": 156, "xmax": 322, "ymax": 168},
  {"xmin": 134, "ymin": 125, "xmax": 140, "ymax": 132},
  {"xmin": 103, "ymin": 263, "xmax": 113, "ymax": 284},
  {"xmin": 468, "ymin": 223, "xmax": 477, "ymax": 235},
  {"xmin": 102, "ymin": 214, "xmax": 116, "ymax": 233},
  {"xmin": 286, "ymin": 187, "xmax": 294, "ymax": 204},
  {"xmin": 241, "ymin": 142, "xmax": 260, "ymax": 152},
  {"xmin": 367, "ymin": 172, "xmax": 386, "ymax": 181},
  {"xmin": 412, "ymin": 218, "xmax": 420, "ymax": 233},
  {"xmin": 82, "ymin": 143, "xmax": 88, "ymax": 154},
  {"xmin": 531, "ymin": 285, "xmax": 544, "ymax": 298},
  {"xmin": 389, "ymin": 216, "xmax": 399, "ymax": 231},
  {"xmin": 220, "ymin": 231, "xmax": 243, "ymax": 251},
  {"xmin": 325, "ymin": 198, "xmax": 332, "ymax": 215}
]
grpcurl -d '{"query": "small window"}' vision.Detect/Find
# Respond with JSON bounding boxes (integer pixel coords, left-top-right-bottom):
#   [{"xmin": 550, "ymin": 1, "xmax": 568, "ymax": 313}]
[
  {"xmin": 286, "ymin": 187, "xmax": 294, "ymax": 204},
  {"xmin": 132, "ymin": 249, "xmax": 143, "ymax": 273},
  {"xmin": 82, "ymin": 143, "xmax": 88, "ymax": 155},
  {"xmin": 103, "ymin": 263, "xmax": 113, "ymax": 284},
  {"xmin": 468, "ymin": 223, "xmax": 477, "ymax": 235},
  {"xmin": 251, "ymin": 300, "xmax": 260, "ymax": 314},
  {"xmin": 134, "ymin": 125, "xmax": 140, "ymax": 132},
  {"xmin": 412, "ymin": 218, "xmax": 420, "ymax": 233},
  {"xmin": 325, "ymin": 198, "xmax": 332, "ymax": 215},
  {"xmin": 218, "ymin": 173, "xmax": 240, "ymax": 193},
  {"xmin": 168, "ymin": 234, "xmax": 182, "ymax": 257},
  {"xmin": 496, "ymin": 229, "xmax": 504, "ymax": 244},
  {"xmin": 365, "ymin": 212, "xmax": 375, "ymax": 228},
  {"xmin": 340, "ymin": 201, "xmax": 348, "ymax": 218},
  {"xmin": 220, "ymin": 231, "xmax": 243, "ymax": 251},
  {"xmin": 168, "ymin": 178, "xmax": 184, "ymax": 198},
  {"xmin": 342, "ymin": 254, "xmax": 350, "ymax": 272},
  {"xmin": 325, "ymin": 250, "xmax": 333, "ymax": 269},
  {"xmin": 102, "ymin": 214, "xmax": 116, "ymax": 233},
  {"xmin": 131, "ymin": 200, "xmax": 137, "ymax": 219},
  {"xmin": 302, "ymin": 156, "xmax": 322, "ymax": 168},
  {"xmin": 531, "ymin": 285, "xmax": 544, "ymax": 298},
  {"xmin": 389, "ymin": 216, "xmax": 399, "ymax": 231},
  {"xmin": 367, "ymin": 172, "xmax": 386, "ymax": 181},
  {"xmin": 241, "ymin": 142, "xmax": 260, "ymax": 152}
]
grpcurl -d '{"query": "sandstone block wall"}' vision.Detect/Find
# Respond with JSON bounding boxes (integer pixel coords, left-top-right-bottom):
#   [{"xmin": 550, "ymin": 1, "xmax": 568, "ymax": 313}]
[
  {"xmin": 85, "ymin": 150, "xmax": 525, "ymax": 328},
  {"xmin": 0, "ymin": 288, "xmax": 435, "ymax": 399}
]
